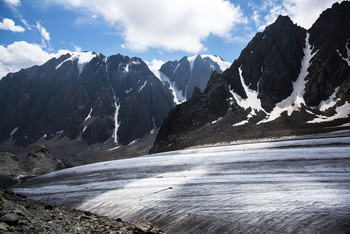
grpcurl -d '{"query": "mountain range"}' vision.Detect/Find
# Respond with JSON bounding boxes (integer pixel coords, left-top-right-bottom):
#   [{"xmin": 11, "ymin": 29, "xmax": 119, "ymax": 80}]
[
  {"xmin": 0, "ymin": 49, "xmax": 228, "ymax": 166},
  {"xmin": 151, "ymin": 1, "xmax": 350, "ymax": 153},
  {"xmin": 0, "ymin": 53, "xmax": 175, "ymax": 147},
  {"xmin": 1, "ymin": 2, "xmax": 349, "ymax": 167}
]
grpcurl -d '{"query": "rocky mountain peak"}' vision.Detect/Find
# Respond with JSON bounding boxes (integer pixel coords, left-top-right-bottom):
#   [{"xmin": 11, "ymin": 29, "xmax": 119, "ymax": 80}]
[
  {"xmin": 157, "ymin": 54, "xmax": 231, "ymax": 102},
  {"xmin": 151, "ymin": 2, "xmax": 350, "ymax": 153}
]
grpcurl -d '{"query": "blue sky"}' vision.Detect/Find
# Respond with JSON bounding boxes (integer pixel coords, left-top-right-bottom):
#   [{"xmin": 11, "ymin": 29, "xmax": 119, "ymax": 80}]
[{"xmin": 0, "ymin": 0, "xmax": 342, "ymax": 77}]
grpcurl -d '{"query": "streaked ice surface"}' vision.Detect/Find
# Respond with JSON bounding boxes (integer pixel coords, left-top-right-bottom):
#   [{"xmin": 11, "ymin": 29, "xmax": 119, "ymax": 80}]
[{"xmin": 13, "ymin": 136, "xmax": 350, "ymax": 233}]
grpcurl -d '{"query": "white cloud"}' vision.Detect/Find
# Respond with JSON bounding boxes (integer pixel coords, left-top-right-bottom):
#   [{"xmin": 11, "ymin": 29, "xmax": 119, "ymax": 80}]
[
  {"xmin": 36, "ymin": 22, "xmax": 50, "ymax": 41},
  {"xmin": 252, "ymin": 11, "xmax": 260, "ymax": 27},
  {"xmin": 0, "ymin": 41, "xmax": 70, "ymax": 78},
  {"xmin": 48, "ymin": 0, "xmax": 247, "ymax": 53},
  {"xmin": 283, "ymin": 0, "xmax": 341, "ymax": 28},
  {"xmin": 3, "ymin": 0, "xmax": 20, "ymax": 6},
  {"xmin": 146, "ymin": 58, "xmax": 164, "ymax": 72},
  {"xmin": 254, "ymin": 0, "xmax": 341, "ymax": 31},
  {"xmin": 0, "ymin": 18, "xmax": 25, "ymax": 32},
  {"xmin": 20, "ymin": 18, "xmax": 33, "ymax": 30}
]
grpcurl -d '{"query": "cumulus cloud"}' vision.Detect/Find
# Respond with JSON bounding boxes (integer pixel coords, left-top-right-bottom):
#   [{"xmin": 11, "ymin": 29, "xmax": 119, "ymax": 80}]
[
  {"xmin": 282, "ymin": 0, "xmax": 341, "ymax": 28},
  {"xmin": 146, "ymin": 58, "xmax": 164, "ymax": 72},
  {"xmin": 0, "ymin": 18, "xmax": 25, "ymax": 32},
  {"xmin": 253, "ymin": 0, "xmax": 341, "ymax": 31},
  {"xmin": 0, "ymin": 41, "xmax": 70, "ymax": 78},
  {"xmin": 47, "ymin": 0, "xmax": 247, "ymax": 53}
]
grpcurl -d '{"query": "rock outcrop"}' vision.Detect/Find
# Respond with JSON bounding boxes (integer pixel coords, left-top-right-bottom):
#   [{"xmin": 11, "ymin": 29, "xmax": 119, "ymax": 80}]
[{"xmin": 0, "ymin": 146, "xmax": 64, "ymax": 188}]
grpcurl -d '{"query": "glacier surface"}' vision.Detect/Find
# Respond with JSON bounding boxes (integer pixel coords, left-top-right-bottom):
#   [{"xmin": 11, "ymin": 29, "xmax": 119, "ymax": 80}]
[{"xmin": 13, "ymin": 135, "xmax": 350, "ymax": 233}]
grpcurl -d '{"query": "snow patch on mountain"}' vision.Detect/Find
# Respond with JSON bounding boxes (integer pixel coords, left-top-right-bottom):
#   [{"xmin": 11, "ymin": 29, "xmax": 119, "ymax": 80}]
[
  {"xmin": 125, "ymin": 88, "xmax": 133, "ymax": 94},
  {"xmin": 113, "ymin": 102, "xmax": 120, "ymax": 143},
  {"xmin": 308, "ymin": 102, "xmax": 350, "ymax": 123},
  {"xmin": 202, "ymin": 55, "xmax": 231, "ymax": 71},
  {"xmin": 230, "ymin": 66, "xmax": 264, "ymax": 116},
  {"xmin": 160, "ymin": 72, "xmax": 185, "ymax": 104},
  {"xmin": 259, "ymin": 33, "xmax": 316, "ymax": 124},
  {"xmin": 337, "ymin": 39, "xmax": 350, "ymax": 66},
  {"xmin": 173, "ymin": 63, "xmax": 181, "ymax": 75},
  {"xmin": 138, "ymin": 81, "xmax": 147, "ymax": 92},
  {"xmin": 147, "ymin": 59, "xmax": 185, "ymax": 104},
  {"xmin": 10, "ymin": 127, "xmax": 18, "ymax": 137},
  {"xmin": 232, "ymin": 119, "xmax": 249, "ymax": 127},
  {"xmin": 106, "ymin": 58, "xmax": 120, "ymax": 144},
  {"xmin": 318, "ymin": 87, "xmax": 339, "ymax": 112},
  {"xmin": 124, "ymin": 59, "xmax": 141, "ymax": 73},
  {"xmin": 84, "ymin": 108, "xmax": 93, "ymax": 122},
  {"xmin": 187, "ymin": 55, "xmax": 197, "ymax": 72},
  {"xmin": 56, "ymin": 52, "xmax": 96, "ymax": 75}
]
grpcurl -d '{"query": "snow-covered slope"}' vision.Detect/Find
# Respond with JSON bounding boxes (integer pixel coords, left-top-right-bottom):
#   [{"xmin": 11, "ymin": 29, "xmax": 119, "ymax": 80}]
[
  {"xmin": 151, "ymin": 55, "xmax": 231, "ymax": 103},
  {"xmin": 13, "ymin": 135, "xmax": 350, "ymax": 233}
]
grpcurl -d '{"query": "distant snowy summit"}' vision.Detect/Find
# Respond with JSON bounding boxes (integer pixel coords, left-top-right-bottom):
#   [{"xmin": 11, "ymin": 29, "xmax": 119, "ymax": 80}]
[
  {"xmin": 151, "ymin": 2, "xmax": 350, "ymax": 153},
  {"xmin": 151, "ymin": 55, "xmax": 231, "ymax": 103}
]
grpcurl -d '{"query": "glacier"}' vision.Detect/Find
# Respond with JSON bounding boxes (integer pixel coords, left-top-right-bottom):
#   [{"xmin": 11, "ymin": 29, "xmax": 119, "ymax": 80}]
[{"xmin": 12, "ymin": 134, "xmax": 350, "ymax": 233}]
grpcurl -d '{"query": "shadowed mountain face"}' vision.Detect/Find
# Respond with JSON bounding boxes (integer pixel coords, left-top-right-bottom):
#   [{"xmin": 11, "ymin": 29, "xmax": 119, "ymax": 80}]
[
  {"xmin": 151, "ymin": 2, "xmax": 350, "ymax": 153},
  {"xmin": 0, "ymin": 53, "xmax": 175, "ymax": 147}
]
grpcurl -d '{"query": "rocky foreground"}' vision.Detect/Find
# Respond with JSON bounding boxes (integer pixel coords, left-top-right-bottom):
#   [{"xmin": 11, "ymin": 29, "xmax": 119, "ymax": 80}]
[{"xmin": 0, "ymin": 190, "xmax": 163, "ymax": 233}]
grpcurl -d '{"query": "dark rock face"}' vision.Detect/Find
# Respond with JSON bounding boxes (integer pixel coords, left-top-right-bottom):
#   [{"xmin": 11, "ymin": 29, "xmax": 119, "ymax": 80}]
[
  {"xmin": 151, "ymin": 72, "xmax": 231, "ymax": 153},
  {"xmin": 306, "ymin": 2, "xmax": 350, "ymax": 106},
  {"xmin": 159, "ymin": 55, "xmax": 230, "ymax": 101},
  {"xmin": 225, "ymin": 15, "xmax": 306, "ymax": 112},
  {"xmin": 0, "ymin": 53, "xmax": 175, "ymax": 147},
  {"xmin": 151, "ymin": 2, "xmax": 350, "ymax": 153}
]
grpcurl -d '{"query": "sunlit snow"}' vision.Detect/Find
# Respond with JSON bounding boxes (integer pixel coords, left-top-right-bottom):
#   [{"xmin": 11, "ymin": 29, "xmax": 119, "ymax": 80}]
[
  {"xmin": 308, "ymin": 102, "xmax": 350, "ymax": 123},
  {"xmin": 84, "ymin": 108, "xmax": 93, "ymax": 122},
  {"xmin": 55, "ymin": 52, "xmax": 96, "ymax": 75},
  {"xmin": 202, "ymin": 54, "xmax": 231, "ymax": 71},
  {"xmin": 187, "ymin": 55, "xmax": 231, "ymax": 72},
  {"xmin": 187, "ymin": 55, "xmax": 197, "ymax": 72},
  {"xmin": 318, "ymin": 87, "xmax": 339, "ymax": 112},
  {"xmin": 159, "ymin": 71, "xmax": 186, "ymax": 104},
  {"xmin": 230, "ymin": 66, "xmax": 265, "ymax": 116},
  {"xmin": 13, "ymin": 135, "xmax": 350, "ymax": 233}
]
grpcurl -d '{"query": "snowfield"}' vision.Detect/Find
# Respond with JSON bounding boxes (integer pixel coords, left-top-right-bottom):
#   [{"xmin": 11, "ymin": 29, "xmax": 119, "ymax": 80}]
[{"xmin": 13, "ymin": 135, "xmax": 350, "ymax": 233}]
